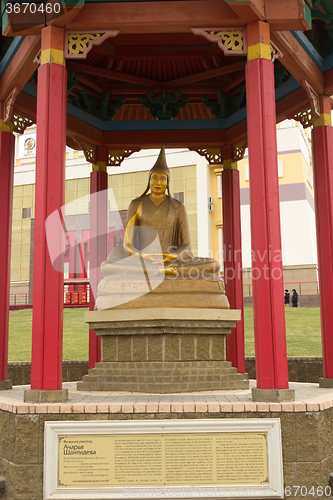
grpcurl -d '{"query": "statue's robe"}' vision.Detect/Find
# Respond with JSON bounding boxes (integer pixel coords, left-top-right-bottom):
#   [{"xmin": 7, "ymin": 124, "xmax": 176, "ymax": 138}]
[
  {"xmin": 101, "ymin": 195, "xmax": 219, "ymax": 277},
  {"xmin": 96, "ymin": 195, "xmax": 227, "ymax": 310}
]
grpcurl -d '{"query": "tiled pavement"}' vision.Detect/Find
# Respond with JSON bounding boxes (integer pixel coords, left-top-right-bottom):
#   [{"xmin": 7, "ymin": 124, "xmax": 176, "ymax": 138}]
[{"xmin": 1, "ymin": 380, "xmax": 333, "ymax": 414}]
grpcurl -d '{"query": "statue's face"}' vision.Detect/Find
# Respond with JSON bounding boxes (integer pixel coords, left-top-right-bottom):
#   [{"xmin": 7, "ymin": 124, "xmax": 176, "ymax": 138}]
[{"xmin": 150, "ymin": 172, "xmax": 168, "ymax": 195}]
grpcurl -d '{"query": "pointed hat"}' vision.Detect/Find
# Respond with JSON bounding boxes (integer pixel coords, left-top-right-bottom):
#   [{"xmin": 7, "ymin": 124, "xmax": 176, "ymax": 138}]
[
  {"xmin": 138, "ymin": 146, "xmax": 172, "ymax": 198},
  {"xmin": 150, "ymin": 145, "xmax": 170, "ymax": 178}
]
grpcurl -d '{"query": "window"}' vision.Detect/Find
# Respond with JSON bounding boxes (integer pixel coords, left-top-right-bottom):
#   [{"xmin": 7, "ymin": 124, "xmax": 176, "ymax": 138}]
[
  {"xmin": 245, "ymin": 164, "xmax": 249, "ymax": 181},
  {"xmin": 22, "ymin": 208, "xmax": 31, "ymax": 219},
  {"xmin": 173, "ymin": 192, "xmax": 184, "ymax": 203}
]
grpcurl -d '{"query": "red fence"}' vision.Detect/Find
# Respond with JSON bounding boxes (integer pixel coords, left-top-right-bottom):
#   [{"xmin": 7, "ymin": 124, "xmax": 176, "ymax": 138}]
[
  {"xmin": 10, "ymin": 279, "xmax": 320, "ymax": 309},
  {"xmin": 10, "ymin": 279, "xmax": 90, "ymax": 310}
]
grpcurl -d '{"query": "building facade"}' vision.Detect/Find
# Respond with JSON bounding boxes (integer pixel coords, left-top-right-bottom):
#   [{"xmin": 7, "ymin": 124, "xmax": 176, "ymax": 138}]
[{"xmin": 10, "ymin": 120, "xmax": 317, "ymax": 304}]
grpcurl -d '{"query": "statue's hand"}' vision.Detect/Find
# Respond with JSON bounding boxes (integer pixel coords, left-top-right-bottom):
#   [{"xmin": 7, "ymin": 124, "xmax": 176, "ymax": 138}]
[
  {"xmin": 141, "ymin": 253, "xmax": 177, "ymax": 264},
  {"xmin": 162, "ymin": 253, "xmax": 177, "ymax": 263}
]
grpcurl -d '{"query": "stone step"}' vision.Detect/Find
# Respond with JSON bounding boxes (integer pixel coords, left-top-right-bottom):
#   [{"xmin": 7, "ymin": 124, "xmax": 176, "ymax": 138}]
[
  {"xmin": 95, "ymin": 361, "xmax": 234, "ymax": 370},
  {"xmin": 77, "ymin": 379, "xmax": 247, "ymax": 393},
  {"xmin": 89, "ymin": 367, "xmax": 236, "ymax": 378}
]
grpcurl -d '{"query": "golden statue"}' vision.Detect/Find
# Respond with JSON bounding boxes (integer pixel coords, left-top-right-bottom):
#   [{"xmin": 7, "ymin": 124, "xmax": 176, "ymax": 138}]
[{"xmin": 96, "ymin": 146, "xmax": 229, "ymax": 310}]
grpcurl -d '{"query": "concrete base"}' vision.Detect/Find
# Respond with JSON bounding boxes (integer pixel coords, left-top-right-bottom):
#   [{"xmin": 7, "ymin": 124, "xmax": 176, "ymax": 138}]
[
  {"xmin": 319, "ymin": 377, "xmax": 333, "ymax": 388},
  {"xmin": 80, "ymin": 308, "xmax": 249, "ymax": 393},
  {"xmin": 0, "ymin": 380, "xmax": 12, "ymax": 390},
  {"xmin": 1, "ymin": 382, "xmax": 333, "ymax": 500},
  {"xmin": 24, "ymin": 389, "xmax": 69, "ymax": 403},
  {"xmin": 252, "ymin": 387, "xmax": 295, "ymax": 402}
]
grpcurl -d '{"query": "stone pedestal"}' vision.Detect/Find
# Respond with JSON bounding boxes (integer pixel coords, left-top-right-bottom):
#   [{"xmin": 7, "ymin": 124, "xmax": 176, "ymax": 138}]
[
  {"xmin": 24, "ymin": 389, "xmax": 68, "ymax": 403},
  {"xmin": 319, "ymin": 377, "xmax": 333, "ymax": 388},
  {"xmin": 78, "ymin": 308, "xmax": 249, "ymax": 393},
  {"xmin": 252, "ymin": 388, "xmax": 295, "ymax": 402},
  {"xmin": 0, "ymin": 380, "xmax": 12, "ymax": 390}
]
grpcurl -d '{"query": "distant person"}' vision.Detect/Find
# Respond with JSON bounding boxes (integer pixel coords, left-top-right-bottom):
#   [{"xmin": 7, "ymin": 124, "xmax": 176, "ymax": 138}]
[
  {"xmin": 292, "ymin": 289, "xmax": 298, "ymax": 307},
  {"xmin": 284, "ymin": 289, "xmax": 290, "ymax": 306}
]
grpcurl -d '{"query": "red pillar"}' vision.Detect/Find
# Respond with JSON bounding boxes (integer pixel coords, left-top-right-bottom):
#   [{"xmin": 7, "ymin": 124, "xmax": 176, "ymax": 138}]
[
  {"xmin": 246, "ymin": 21, "xmax": 293, "ymax": 400},
  {"xmin": 312, "ymin": 96, "xmax": 333, "ymax": 387},
  {"xmin": 0, "ymin": 112, "xmax": 15, "ymax": 389},
  {"xmin": 25, "ymin": 26, "xmax": 68, "ymax": 402},
  {"xmin": 89, "ymin": 147, "xmax": 108, "ymax": 368},
  {"xmin": 222, "ymin": 146, "xmax": 245, "ymax": 373}
]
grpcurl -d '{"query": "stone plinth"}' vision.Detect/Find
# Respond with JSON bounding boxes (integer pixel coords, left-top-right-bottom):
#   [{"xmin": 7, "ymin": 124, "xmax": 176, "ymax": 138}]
[
  {"xmin": 78, "ymin": 308, "xmax": 249, "ymax": 393},
  {"xmin": 96, "ymin": 277, "xmax": 229, "ymax": 310}
]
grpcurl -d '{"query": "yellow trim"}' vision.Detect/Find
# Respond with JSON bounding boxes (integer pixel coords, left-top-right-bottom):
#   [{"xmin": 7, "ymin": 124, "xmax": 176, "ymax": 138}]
[
  {"xmin": 41, "ymin": 48, "xmax": 65, "ymax": 66},
  {"xmin": 223, "ymin": 159, "xmax": 238, "ymax": 170},
  {"xmin": 0, "ymin": 120, "xmax": 14, "ymax": 133},
  {"xmin": 214, "ymin": 168, "xmax": 223, "ymax": 175},
  {"xmin": 248, "ymin": 43, "xmax": 271, "ymax": 61},
  {"xmin": 312, "ymin": 113, "xmax": 332, "ymax": 128},
  {"xmin": 92, "ymin": 161, "xmax": 107, "ymax": 172}
]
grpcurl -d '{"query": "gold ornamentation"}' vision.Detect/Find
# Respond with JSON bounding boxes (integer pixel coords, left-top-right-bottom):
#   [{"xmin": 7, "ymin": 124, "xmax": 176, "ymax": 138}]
[
  {"xmin": 5, "ymin": 100, "xmax": 11, "ymax": 121},
  {"xmin": 24, "ymin": 138, "xmax": 36, "ymax": 151},
  {"xmin": 65, "ymin": 30, "xmax": 119, "ymax": 59},
  {"xmin": 13, "ymin": 115, "xmax": 34, "ymax": 134},
  {"xmin": 72, "ymin": 136, "xmax": 96, "ymax": 163},
  {"xmin": 107, "ymin": 149, "xmax": 137, "ymax": 166},
  {"xmin": 191, "ymin": 28, "xmax": 247, "ymax": 56},
  {"xmin": 270, "ymin": 41, "xmax": 283, "ymax": 63},
  {"xmin": 33, "ymin": 50, "xmax": 41, "ymax": 66},
  {"xmin": 210, "ymin": 30, "xmax": 243, "ymax": 52},
  {"xmin": 82, "ymin": 143, "xmax": 96, "ymax": 163},
  {"xmin": 196, "ymin": 148, "xmax": 223, "ymax": 165},
  {"xmin": 303, "ymin": 80, "xmax": 320, "ymax": 117},
  {"xmin": 4, "ymin": 86, "xmax": 19, "ymax": 123},
  {"xmin": 233, "ymin": 141, "xmax": 247, "ymax": 161},
  {"xmin": 293, "ymin": 109, "xmax": 312, "ymax": 128},
  {"xmin": 68, "ymin": 33, "xmax": 101, "ymax": 55}
]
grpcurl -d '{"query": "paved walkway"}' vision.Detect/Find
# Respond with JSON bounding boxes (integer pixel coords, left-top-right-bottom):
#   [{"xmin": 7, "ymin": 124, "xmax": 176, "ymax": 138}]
[{"xmin": 1, "ymin": 381, "xmax": 333, "ymax": 414}]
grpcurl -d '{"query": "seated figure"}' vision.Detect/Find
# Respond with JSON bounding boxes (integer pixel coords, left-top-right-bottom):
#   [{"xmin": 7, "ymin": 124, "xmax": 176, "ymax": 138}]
[{"xmin": 96, "ymin": 146, "xmax": 228, "ymax": 310}]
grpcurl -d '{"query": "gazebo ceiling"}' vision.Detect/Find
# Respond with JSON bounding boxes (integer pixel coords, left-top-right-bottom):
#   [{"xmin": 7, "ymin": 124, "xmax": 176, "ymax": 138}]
[{"xmin": 60, "ymin": 31, "xmax": 247, "ymax": 122}]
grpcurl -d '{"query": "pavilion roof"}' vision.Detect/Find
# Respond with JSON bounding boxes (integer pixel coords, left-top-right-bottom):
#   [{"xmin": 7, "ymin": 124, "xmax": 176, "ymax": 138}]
[{"xmin": 1, "ymin": 0, "xmax": 333, "ymax": 152}]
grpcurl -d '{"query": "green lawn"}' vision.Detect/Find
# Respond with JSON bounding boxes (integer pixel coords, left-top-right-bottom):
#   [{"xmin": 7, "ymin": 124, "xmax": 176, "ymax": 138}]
[
  {"xmin": 244, "ymin": 307, "xmax": 322, "ymax": 357},
  {"xmin": 8, "ymin": 306, "xmax": 322, "ymax": 362},
  {"xmin": 8, "ymin": 308, "xmax": 89, "ymax": 362}
]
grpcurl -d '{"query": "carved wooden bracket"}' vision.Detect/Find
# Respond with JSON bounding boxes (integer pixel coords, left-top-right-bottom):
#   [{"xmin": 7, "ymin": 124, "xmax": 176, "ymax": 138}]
[
  {"xmin": 107, "ymin": 149, "xmax": 139, "ymax": 166},
  {"xmin": 195, "ymin": 148, "xmax": 223, "ymax": 166},
  {"xmin": 64, "ymin": 30, "xmax": 119, "ymax": 59},
  {"xmin": 233, "ymin": 141, "xmax": 247, "ymax": 162},
  {"xmin": 72, "ymin": 136, "xmax": 96, "ymax": 163},
  {"xmin": 72, "ymin": 138, "xmax": 139, "ymax": 166},
  {"xmin": 191, "ymin": 27, "xmax": 247, "ymax": 56},
  {"xmin": 13, "ymin": 114, "xmax": 34, "ymax": 134},
  {"xmin": 293, "ymin": 109, "xmax": 313, "ymax": 128}
]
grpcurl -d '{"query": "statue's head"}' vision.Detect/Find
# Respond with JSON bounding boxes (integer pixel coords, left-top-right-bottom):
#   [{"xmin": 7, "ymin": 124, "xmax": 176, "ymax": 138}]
[{"xmin": 140, "ymin": 145, "xmax": 172, "ymax": 197}]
